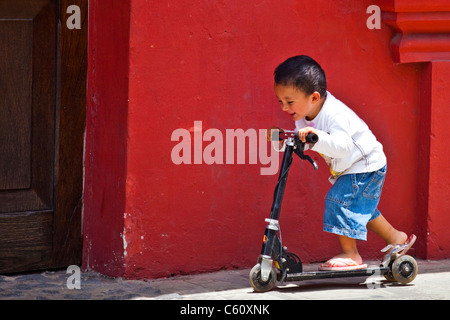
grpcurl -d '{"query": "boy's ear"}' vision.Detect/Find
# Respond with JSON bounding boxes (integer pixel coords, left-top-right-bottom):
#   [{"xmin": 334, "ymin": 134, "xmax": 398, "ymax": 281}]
[{"xmin": 311, "ymin": 91, "xmax": 321, "ymax": 103}]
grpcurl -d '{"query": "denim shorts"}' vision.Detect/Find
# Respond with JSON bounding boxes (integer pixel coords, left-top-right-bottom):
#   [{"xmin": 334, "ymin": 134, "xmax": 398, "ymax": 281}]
[{"xmin": 323, "ymin": 165, "xmax": 387, "ymax": 241}]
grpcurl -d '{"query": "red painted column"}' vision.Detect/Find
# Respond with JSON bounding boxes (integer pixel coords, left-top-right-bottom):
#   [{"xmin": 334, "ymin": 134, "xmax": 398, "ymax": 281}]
[
  {"xmin": 418, "ymin": 62, "xmax": 450, "ymax": 258},
  {"xmin": 381, "ymin": 0, "xmax": 450, "ymax": 259},
  {"xmin": 83, "ymin": 0, "xmax": 131, "ymax": 276}
]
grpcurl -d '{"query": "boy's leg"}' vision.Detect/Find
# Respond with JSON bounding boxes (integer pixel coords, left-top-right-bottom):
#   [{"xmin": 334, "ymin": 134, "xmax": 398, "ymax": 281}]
[
  {"xmin": 335, "ymin": 235, "xmax": 363, "ymax": 264},
  {"xmin": 319, "ymin": 235, "xmax": 366, "ymax": 270},
  {"xmin": 367, "ymin": 214, "xmax": 407, "ymax": 245}
]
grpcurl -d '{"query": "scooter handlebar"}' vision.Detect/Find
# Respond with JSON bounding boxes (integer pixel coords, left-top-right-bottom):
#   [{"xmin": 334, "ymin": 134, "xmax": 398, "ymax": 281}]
[
  {"xmin": 268, "ymin": 127, "xmax": 318, "ymax": 144},
  {"xmin": 304, "ymin": 132, "xmax": 318, "ymax": 144}
]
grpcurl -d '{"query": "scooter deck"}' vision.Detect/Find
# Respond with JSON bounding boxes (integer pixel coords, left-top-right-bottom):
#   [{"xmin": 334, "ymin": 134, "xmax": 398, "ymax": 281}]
[{"xmin": 283, "ymin": 266, "xmax": 390, "ymax": 282}]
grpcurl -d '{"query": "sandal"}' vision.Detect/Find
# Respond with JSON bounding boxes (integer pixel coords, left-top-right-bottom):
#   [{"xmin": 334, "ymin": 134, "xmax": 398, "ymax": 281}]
[
  {"xmin": 381, "ymin": 234, "xmax": 416, "ymax": 267},
  {"xmin": 319, "ymin": 258, "xmax": 368, "ymax": 271}
]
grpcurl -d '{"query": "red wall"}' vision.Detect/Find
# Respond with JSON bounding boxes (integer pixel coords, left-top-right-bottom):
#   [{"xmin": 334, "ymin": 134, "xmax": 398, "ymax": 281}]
[{"xmin": 84, "ymin": 0, "xmax": 443, "ymax": 279}]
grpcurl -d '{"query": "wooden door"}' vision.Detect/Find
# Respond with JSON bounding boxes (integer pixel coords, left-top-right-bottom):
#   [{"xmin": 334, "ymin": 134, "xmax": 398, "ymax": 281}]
[{"xmin": 0, "ymin": 0, "xmax": 87, "ymax": 273}]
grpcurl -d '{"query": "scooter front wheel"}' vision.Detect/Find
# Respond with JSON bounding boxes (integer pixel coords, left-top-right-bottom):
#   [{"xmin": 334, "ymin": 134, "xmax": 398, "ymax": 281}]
[{"xmin": 249, "ymin": 264, "xmax": 276, "ymax": 292}]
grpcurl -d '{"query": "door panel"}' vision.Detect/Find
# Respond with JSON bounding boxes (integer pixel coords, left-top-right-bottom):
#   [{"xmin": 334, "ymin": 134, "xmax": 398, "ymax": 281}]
[
  {"xmin": 0, "ymin": 0, "xmax": 86, "ymax": 274},
  {"xmin": 0, "ymin": 212, "xmax": 53, "ymax": 272},
  {"xmin": 0, "ymin": 1, "xmax": 55, "ymax": 214},
  {"xmin": 0, "ymin": 21, "xmax": 32, "ymax": 191}
]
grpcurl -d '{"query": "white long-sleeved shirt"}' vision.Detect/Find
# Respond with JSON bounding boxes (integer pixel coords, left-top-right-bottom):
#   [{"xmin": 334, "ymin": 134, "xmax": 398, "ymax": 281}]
[{"xmin": 295, "ymin": 92, "xmax": 386, "ymax": 182}]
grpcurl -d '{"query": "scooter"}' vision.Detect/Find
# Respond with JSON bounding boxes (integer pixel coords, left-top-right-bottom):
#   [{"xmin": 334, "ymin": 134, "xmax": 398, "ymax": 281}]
[{"xmin": 249, "ymin": 127, "xmax": 418, "ymax": 292}]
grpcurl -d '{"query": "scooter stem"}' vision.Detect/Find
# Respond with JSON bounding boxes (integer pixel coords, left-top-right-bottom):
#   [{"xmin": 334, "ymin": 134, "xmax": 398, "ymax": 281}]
[{"xmin": 269, "ymin": 140, "xmax": 294, "ymax": 221}]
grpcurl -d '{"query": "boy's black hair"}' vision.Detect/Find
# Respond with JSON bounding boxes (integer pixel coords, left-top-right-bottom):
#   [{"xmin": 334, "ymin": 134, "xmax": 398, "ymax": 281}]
[{"xmin": 274, "ymin": 55, "xmax": 327, "ymax": 97}]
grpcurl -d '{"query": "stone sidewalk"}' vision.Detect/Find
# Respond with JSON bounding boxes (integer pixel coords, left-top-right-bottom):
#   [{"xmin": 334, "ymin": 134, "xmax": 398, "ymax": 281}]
[{"xmin": 1, "ymin": 259, "xmax": 449, "ymax": 300}]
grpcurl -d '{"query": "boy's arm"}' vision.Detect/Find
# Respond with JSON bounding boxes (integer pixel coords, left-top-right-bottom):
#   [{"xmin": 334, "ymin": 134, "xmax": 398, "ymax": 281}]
[{"xmin": 298, "ymin": 116, "xmax": 354, "ymax": 159}]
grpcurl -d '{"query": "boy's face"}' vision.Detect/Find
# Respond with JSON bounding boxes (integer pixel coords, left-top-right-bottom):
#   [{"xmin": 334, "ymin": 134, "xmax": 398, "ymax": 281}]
[{"xmin": 274, "ymin": 84, "xmax": 322, "ymax": 121}]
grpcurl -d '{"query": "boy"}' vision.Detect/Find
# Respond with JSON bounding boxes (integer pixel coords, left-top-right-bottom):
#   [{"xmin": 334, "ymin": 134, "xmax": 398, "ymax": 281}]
[{"xmin": 274, "ymin": 55, "xmax": 415, "ymax": 270}]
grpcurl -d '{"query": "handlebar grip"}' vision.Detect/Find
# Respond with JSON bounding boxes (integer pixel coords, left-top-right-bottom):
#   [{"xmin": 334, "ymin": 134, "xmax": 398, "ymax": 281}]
[{"xmin": 305, "ymin": 133, "xmax": 319, "ymax": 144}]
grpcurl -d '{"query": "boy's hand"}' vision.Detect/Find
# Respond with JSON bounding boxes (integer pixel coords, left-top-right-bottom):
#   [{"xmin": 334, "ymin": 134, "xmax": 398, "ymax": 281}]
[
  {"xmin": 266, "ymin": 127, "xmax": 285, "ymax": 151},
  {"xmin": 298, "ymin": 126, "xmax": 319, "ymax": 143},
  {"xmin": 266, "ymin": 126, "xmax": 283, "ymax": 142}
]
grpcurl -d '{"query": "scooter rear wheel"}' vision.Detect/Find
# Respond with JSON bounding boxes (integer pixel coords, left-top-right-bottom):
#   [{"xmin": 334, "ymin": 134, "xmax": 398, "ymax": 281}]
[
  {"xmin": 249, "ymin": 264, "xmax": 276, "ymax": 292},
  {"xmin": 391, "ymin": 255, "xmax": 418, "ymax": 284}
]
